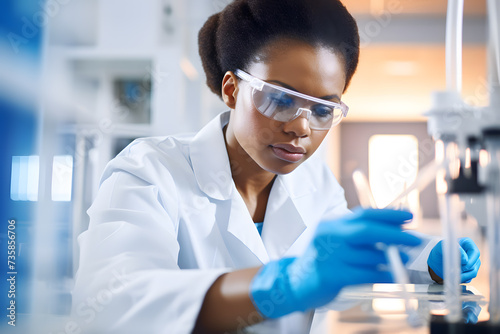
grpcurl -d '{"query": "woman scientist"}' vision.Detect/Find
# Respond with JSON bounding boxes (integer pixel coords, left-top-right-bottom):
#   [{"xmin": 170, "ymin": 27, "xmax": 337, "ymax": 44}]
[{"xmin": 71, "ymin": 0, "xmax": 481, "ymax": 333}]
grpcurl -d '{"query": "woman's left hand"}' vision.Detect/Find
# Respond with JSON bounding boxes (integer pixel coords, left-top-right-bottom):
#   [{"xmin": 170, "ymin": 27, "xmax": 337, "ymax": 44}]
[{"xmin": 427, "ymin": 237, "xmax": 481, "ymax": 283}]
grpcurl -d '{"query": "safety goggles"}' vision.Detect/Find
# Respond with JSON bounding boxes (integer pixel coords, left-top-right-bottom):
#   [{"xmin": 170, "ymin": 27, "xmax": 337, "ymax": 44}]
[{"xmin": 234, "ymin": 69, "xmax": 348, "ymax": 130}]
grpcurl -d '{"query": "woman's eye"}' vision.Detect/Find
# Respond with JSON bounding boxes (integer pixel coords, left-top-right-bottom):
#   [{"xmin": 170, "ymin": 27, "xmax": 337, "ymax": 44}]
[
  {"xmin": 268, "ymin": 93, "xmax": 294, "ymax": 109},
  {"xmin": 311, "ymin": 104, "xmax": 333, "ymax": 118}
]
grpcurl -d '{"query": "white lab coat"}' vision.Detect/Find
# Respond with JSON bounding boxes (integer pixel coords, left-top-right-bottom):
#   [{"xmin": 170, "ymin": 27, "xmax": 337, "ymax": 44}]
[{"xmin": 71, "ymin": 111, "xmax": 437, "ymax": 334}]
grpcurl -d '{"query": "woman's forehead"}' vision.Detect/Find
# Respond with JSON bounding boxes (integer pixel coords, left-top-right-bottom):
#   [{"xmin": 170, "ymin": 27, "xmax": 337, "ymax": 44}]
[{"xmin": 247, "ymin": 40, "xmax": 347, "ymax": 96}]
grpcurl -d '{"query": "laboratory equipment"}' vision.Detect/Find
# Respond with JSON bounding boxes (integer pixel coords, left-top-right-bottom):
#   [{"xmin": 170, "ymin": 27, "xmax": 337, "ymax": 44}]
[
  {"xmin": 482, "ymin": 129, "xmax": 500, "ymax": 324},
  {"xmin": 437, "ymin": 137, "xmax": 463, "ymax": 324},
  {"xmin": 425, "ymin": 0, "xmax": 500, "ymax": 331}
]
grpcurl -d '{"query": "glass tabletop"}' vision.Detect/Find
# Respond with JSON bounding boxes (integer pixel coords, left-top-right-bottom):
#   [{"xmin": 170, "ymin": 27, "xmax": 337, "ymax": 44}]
[{"xmin": 327, "ymin": 284, "xmax": 488, "ymax": 334}]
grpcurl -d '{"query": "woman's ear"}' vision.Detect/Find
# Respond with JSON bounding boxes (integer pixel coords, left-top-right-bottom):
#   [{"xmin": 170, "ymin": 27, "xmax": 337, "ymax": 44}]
[{"xmin": 221, "ymin": 71, "xmax": 239, "ymax": 109}]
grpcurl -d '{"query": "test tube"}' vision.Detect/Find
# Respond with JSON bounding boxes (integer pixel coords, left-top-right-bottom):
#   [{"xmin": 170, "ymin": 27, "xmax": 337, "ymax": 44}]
[
  {"xmin": 482, "ymin": 129, "xmax": 500, "ymax": 324},
  {"xmin": 439, "ymin": 193, "xmax": 462, "ymax": 323},
  {"xmin": 435, "ymin": 137, "xmax": 462, "ymax": 323}
]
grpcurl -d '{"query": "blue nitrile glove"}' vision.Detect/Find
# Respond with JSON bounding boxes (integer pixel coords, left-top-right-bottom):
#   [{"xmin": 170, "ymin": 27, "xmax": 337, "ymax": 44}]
[
  {"xmin": 427, "ymin": 237, "xmax": 481, "ymax": 283},
  {"xmin": 462, "ymin": 300, "xmax": 481, "ymax": 324},
  {"xmin": 249, "ymin": 208, "xmax": 422, "ymax": 319},
  {"xmin": 459, "ymin": 285, "xmax": 481, "ymax": 324}
]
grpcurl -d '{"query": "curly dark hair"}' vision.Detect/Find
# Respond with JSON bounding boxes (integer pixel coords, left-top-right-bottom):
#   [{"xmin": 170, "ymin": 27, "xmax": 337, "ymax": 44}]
[{"xmin": 198, "ymin": 0, "xmax": 360, "ymax": 99}]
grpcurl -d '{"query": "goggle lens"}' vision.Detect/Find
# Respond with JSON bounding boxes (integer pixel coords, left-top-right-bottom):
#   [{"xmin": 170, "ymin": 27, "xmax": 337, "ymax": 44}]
[{"xmin": 251, "ymin": 84, "xmax": 343, "ymax": 130}]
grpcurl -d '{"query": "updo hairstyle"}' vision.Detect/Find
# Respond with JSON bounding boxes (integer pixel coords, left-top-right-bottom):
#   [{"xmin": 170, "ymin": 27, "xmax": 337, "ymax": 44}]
[{"xmin": 198, "ymin": 0, "xmax": 360, "ymax": 98}]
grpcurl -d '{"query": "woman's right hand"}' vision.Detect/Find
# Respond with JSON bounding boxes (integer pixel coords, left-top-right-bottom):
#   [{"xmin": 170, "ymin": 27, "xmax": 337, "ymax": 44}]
[{"xmin": 249, "ymin": 208, "xmax": 422, "ymax": 319}]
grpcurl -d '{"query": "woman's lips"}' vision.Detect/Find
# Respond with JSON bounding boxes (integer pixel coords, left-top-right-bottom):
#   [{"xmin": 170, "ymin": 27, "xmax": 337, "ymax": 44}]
[{"xmin": 271, "ymin": 144, "xmax": 306, "ymax": 163}]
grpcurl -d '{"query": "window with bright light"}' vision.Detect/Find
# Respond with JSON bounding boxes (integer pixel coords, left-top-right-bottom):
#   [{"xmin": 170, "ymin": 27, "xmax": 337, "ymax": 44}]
[
  {"xmin": 368, "ymin": 135, "xmax": 419, "ymax": 211},
  {"xmin": 11, "ymin": 156, "xmax": 39, "ymax": 201},
  {"xmin": 51, "ymin": 155, "xmax": 74, "ymax": 202}
]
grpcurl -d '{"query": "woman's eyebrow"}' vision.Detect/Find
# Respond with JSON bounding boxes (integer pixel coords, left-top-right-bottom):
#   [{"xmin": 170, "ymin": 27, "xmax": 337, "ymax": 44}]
[{"xmin": 268, "ymin": 80, "xmax": 340, "ymax": 101}]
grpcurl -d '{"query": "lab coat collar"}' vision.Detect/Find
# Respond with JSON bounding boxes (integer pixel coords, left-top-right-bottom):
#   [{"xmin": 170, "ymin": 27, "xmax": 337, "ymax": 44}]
[{"xmin": 190, "ymin": 111, "xmax": 233, "ymax": 200}]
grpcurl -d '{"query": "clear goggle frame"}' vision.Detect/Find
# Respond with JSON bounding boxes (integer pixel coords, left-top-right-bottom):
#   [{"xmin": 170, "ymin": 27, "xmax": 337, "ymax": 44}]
[{"xmin": 234, "ymin": 69, "xmax": 348, "ymax": 130}]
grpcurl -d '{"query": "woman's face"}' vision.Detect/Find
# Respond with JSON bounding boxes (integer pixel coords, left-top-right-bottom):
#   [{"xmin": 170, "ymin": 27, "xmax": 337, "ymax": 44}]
[{"xmin": 229, "ymin": 39, "xmax": 347, "ymax": 175}]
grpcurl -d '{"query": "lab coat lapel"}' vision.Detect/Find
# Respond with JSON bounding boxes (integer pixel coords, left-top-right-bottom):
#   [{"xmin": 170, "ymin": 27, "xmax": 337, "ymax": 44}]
[
  {"xmin": 190, "ymin": 111, "xmax": 270, "ymax": 264},
  {"xmin": 226, "ymin": 190, "xmax": 270, "ymax": 264},
  {"xmin": 262, "ymin": 171, "xmax": 317, "ymax": 260}
]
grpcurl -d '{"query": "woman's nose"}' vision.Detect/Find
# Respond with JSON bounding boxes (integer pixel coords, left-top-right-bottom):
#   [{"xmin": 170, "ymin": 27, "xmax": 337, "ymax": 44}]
[{"xmin": 282, "ymin": 108, "xmax": 311, "ymax": 137}]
